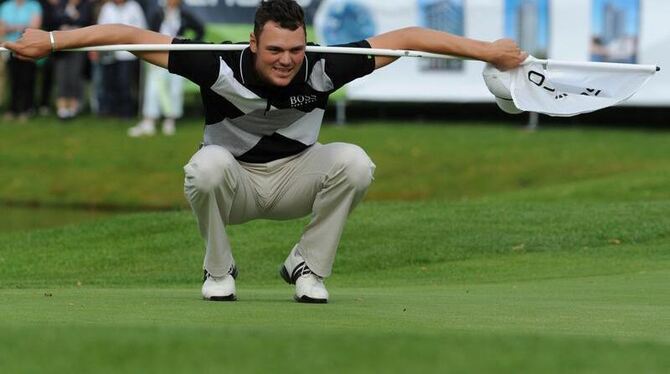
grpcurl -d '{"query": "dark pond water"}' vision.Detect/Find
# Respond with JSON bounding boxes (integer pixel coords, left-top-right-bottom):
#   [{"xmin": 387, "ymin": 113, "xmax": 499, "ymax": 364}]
[{"xmin": 0, "ymin": 206, "xmax": 118, "ymax": 233}]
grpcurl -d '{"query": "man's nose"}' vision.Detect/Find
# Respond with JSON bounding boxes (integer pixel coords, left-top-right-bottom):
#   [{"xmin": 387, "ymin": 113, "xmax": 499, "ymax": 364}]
[{"xmin": 278, "ymin": 52, "xmax": 292, "ymax": 65}]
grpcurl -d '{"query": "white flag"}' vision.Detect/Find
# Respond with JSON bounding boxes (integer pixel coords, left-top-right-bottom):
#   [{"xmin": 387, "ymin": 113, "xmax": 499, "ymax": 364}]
[{"xmin": 510, "ymin": 58, "xmax": 657, "ymax": 117}]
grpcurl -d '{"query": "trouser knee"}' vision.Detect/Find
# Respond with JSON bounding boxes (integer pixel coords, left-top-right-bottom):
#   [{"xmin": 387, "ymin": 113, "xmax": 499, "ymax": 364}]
[
  {"xmin": 184, "ymin": 145, "xmax": 239, "ymax": 195},
  {"xmin": 333, "ymin": 144, "xmax": 375, "ymax": 192}
]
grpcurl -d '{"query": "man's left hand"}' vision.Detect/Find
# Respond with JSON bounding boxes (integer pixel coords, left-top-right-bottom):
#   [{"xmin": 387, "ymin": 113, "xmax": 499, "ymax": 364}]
[{"xmin": 487, "ymin": 39, "xmax": 528, "ymax": 71}]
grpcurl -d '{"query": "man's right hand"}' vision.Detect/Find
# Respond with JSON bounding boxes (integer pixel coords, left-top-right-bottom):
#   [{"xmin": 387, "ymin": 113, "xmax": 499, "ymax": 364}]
[{"xmin": 3, "ymin": 29, "xmax": 52, "ymax": 61}]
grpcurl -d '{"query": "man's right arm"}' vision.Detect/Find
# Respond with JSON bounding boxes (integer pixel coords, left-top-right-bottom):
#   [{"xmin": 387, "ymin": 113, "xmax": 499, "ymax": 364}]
[{"xmin": 3, "ymin": 24, "xmax": 172, "ymax": 68}]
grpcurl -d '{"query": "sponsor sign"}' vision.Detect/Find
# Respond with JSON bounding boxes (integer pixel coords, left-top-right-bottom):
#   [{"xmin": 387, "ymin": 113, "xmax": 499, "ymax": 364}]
[
  {"xmin": 314, "ymin": 0, "xmax": 669, "ymax": 106},
  {"xmin": 180, "ymin": 0, "xmax": 322, "ymax": 24}
]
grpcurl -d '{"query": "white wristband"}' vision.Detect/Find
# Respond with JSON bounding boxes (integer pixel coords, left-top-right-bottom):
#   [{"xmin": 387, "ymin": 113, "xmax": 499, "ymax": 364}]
[{"xmin": 49, "ymin": 31, "xmax": 56, "ymax": 53}]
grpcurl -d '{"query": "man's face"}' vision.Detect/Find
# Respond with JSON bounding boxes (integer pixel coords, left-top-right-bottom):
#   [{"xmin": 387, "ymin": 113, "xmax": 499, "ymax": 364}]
[{"xmin": 250, "ymin": 21, "xmax": 306, "ymax": 87}]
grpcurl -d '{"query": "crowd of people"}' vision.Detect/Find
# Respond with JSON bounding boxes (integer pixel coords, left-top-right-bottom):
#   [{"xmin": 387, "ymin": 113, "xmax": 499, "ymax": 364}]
[{"xmin": 0, "ymin": 0, "xmax": 203, "ymax": 136}]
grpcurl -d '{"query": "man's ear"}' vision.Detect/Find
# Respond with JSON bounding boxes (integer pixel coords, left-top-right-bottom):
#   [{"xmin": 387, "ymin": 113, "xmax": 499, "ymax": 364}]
[{"xmin": 250, "ymin": 32, "xmax": 257, "ymax": 53}]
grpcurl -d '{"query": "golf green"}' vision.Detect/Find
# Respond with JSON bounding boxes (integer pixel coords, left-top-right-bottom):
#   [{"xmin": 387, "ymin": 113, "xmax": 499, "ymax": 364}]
[{"xmin": 1, "ymin": 270, "xmax": 668, "ymax": 373}]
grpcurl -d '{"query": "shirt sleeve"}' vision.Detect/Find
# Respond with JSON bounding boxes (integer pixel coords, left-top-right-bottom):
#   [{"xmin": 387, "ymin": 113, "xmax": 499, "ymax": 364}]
[
  {"xmin": 167, "ymin": 38, "xmax": 223, "ymax": 88},
  {"xmin": 323, "ymin": 40, "xmax": 376, "ymax": 90}
]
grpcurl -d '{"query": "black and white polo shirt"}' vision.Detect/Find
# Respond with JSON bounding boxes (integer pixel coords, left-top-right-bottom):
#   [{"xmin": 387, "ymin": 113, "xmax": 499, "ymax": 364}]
[{"xmin": 168, "ymin": 38, "xmax": 375, "ymax": 163}]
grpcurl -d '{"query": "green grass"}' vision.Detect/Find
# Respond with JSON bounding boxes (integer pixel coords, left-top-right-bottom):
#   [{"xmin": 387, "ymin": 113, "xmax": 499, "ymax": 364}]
[
  {"xmin": 1, "ymin": 119, "xmax": 669, "ymax": 372},
  {"xmin": 2, "ymin": 201, "xmax": 669, "ymax": 287},
  {"xmin": 1, "ymin": 272, "xmax": 668, "ymax": 373},
  {"xmin": 1, "ymin": 200, "xmax": 669, "ymax": 372},
  {"xmin": 2, "ymin": 117, "xmax": 670, "ymax": 209}
]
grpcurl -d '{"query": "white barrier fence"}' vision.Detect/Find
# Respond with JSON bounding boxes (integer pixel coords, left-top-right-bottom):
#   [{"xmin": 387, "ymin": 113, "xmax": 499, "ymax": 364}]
[{"xmin": 312, "ymin": 0, "xmax": 669, "ymax": 106}]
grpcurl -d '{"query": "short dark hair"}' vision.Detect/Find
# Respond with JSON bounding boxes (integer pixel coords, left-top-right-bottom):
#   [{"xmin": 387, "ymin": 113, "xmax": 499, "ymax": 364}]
[{"xmin": 254, "ymin": 0, "xmax": 306, "ymax": 38}]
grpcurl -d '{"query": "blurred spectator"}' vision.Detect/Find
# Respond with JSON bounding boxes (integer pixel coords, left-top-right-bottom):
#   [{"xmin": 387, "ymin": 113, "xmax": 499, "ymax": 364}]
[
  {"xmin": 36, "ymin": 0, "xmax": 58, "ymax": 115},
  {"xmin": 128, "ymin": 0, "xmax": 203, "ymax": 136},
  {"xmin": 96, "ymin": 0, "xmax": 145, "ymax": 118},
  {"xmin": 53, "ymin": 0, "xmax": 92, "ymax": 119},
  {"xmin": 0, "ymin": 0, "xmax": 42, "ymax": 122},
  {"xmin": 0, "ymin": 19, "xmax": 7, "ymax": 109},
  {"xmin": 86, "ymin": 0, "xmax": 104, "ymax": 115}
]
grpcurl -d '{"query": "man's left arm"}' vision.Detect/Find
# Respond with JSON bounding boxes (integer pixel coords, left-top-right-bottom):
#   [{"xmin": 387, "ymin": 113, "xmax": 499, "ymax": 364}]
[{"xmin": 366, "ymin": 27, "xmax": 527, "ymax": 71}]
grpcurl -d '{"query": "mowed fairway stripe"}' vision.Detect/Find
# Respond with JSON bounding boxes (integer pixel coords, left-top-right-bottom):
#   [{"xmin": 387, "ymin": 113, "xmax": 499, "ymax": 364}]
[
  {"xmin": 1, "ymin": 271, "xmax": 667, "ymax": 342},
  {"xmin": 1, "ymin": 271, "xmax": 668, "ymax": 373}
]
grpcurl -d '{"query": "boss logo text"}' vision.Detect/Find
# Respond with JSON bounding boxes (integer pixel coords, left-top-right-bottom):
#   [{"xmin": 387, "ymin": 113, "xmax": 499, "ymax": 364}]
[{"xmin": 289, "ymin": 94, "xmax": 318, "ymax": 107}]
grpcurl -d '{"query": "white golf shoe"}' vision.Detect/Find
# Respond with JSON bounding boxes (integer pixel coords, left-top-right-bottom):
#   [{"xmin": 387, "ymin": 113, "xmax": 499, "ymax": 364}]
[
  {"xmin": 201, "ymin": 266, "xmax": 238, "ymax": 301},
  {"xmin": 280, "ymin": 246, "xmax": 329, "ymax": 304},
  {"xmin": 127, "ymin": 119, "xmax": 156, "ymax": 137}
]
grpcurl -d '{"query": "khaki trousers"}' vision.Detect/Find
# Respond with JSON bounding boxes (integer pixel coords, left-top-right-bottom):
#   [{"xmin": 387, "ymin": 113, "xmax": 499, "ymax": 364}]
[{"xmin": 184, "ymin": 142, "xmax": 375, "ymax": 278}]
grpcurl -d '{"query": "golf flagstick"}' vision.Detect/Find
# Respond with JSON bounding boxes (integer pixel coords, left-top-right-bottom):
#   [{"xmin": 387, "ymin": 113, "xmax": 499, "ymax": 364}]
[
  {"xmin": 0, "ymin": 43, "xmax": 461, "ymax": 60},
  {"xmin": 0, "ymin": 43, "xmax": 660, "ymax": 71},
  {"xmin": 0, "ymin": 44, "xmax": 660, "ymax": 116}
]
